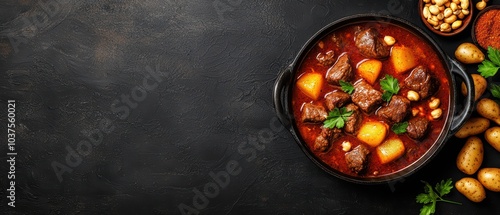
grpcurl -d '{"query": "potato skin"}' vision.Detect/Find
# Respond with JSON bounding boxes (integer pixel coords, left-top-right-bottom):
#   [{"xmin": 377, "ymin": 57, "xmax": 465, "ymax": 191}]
[
  {"xmin": 477, "ymin": 98, "xmax": 500, "ymax": 125},
  {"xmin": 455, "ymin": 177, "xmax": 486, "ymax": 202},
  {"xmin": 456, "ymin": 136, "xmax": 484, "ymax": 175},
  {"xmin": 455, "ymin": 117, "xmax": 491, "ymax": 138},
  {"xmin": 485, "ymin": 127, "xmax": 500, "ymax": 153},
  {"xmin": 455, "ymin": 43, "xmax": 485, "ymax": 64},
  {"xmin": 461, "ymin": 74, "xmax": 487, "ymax": 101},
  {"xmin": 478, "ymin": 168, "xmax": 500, "ymax": 192}
]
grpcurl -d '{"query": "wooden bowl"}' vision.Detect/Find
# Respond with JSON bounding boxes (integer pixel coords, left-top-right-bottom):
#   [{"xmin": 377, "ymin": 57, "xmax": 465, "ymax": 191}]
[{"xmin": 418, "ymin": 0, "xmax": 473, "ymax": 36}]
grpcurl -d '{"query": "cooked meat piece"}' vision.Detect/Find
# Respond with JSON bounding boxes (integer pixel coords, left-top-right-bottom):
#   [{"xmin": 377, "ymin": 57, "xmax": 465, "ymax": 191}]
[
  {"xmin": 331, "ymin": 34, "xmax": 344, "ymax": 49},
  {"xmin": 376, "ymin": 95, "xmax": 411, "ymax": 123},
  {"xmin": 316, "ymin": 50, "xmax": 335, "ymax": 67},
  {"xmin": 345, "ymin": 144, "xmax": 370, "ymax": 174},
  {"xmin": 326, "ymin": 54, "xmax": 353, "ymax": 85},
  {"xmin": 313, "ymin": 127, "xmax": 342, "ymax": 152},
  {"xmin": 351, "ymin": 80, "xmax": 383, "ymax": 113},
  {"xmin": 301, "ymin": 103, "xmax": 327, "ymax": 123},
  {"xmin": 355, "ymin": 28, "xmax": 390, "ymax": 59},
  {"xmin": 344, "ymin": 103, "xmax": 362, "ymax": 134},
  {"xmin": 407, "ymin": 117, "xmax": 429, "ymax": 139},
  {"xmin": 325, "ymin": 91, "xmax": 351, "ymax": 111},
  {"xmin": 404, "ymin": 66, "xmax": 439, "ymax": 99}
]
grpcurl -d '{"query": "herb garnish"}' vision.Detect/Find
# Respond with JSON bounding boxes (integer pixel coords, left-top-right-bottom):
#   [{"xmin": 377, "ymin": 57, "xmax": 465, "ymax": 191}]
[
  {"xmin": 416, "ymin": 179, "xmax": 461, "ymax": 215},
  {"xmin": 490, "ymin": 83, "xmax": 500, "ymax": 99},
  {"xmin": 478, "ymin": 46, "xmax": 500, "ymax": 78},
  {"xmin": 323, "ymin": 107, "xmax": 353, "ymax": 129},
  {"xmin": 391, "ymin": 122, "xmax": 408, "ymax": 134},
  {"xmin": 339, "ymin": 80, "xmax": 355, "ymax": 94},
  {"xmin": 380, "ymin": 75, "xmax": 400, "ymax": 102}
]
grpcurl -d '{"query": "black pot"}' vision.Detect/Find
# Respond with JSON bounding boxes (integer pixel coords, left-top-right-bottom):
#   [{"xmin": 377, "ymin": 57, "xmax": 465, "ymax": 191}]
[{"xmin": 273, "ymin": 14, "xmax": 475, "ymax": 184}]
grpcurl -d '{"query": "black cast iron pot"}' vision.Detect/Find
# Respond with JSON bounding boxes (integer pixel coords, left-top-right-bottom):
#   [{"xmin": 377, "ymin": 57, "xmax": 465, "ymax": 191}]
[{"xmin": 273, "ymin": 14, "xmax": 475, "ymax": 184}]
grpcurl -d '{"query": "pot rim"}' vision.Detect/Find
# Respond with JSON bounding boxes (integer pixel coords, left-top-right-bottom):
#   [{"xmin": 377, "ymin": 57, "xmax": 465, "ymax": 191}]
[{"xmin": 279, "ymin": 14, "xmax": 472, "ymax": 184}]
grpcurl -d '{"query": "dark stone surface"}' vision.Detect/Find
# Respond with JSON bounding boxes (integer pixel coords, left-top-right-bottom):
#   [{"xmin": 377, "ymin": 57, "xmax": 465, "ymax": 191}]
[{"xmin": 1, "ymin": 0, "xmax": 499, "ymax": 214}]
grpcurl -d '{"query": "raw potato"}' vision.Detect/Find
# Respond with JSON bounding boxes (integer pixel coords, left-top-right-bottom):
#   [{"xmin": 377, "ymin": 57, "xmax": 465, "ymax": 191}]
[
  {"xmin": 456, "ymin": 136, "xmax": 483, "ymax": 175},
  {"xmin": 455, "ymin": 177, "xmax": 486, "ymax": 202},
  {"xmin": 484, "ymin": 127, "xmax": 500, "ymax": 153},
  {"xmin": 296, "ymin": 72, "xmax": 323, "ymax": 100},
  {"xmin": 461, "ymin": 74, "xmax": 487, "ymax": 101},
  {"xmin": 477, "ymin": 168, "xmax": 500, "ymax": 192},
  {"xmin": 476, "ymin": 98, "xmax": 500, "ymax": 125},
  {"xmin": 454, "ymin": 117, "xmax": 490, "ymax": 138},
  {"xmin": 454, "ymin": 42, "xmax": 485, "ymax": 64}
]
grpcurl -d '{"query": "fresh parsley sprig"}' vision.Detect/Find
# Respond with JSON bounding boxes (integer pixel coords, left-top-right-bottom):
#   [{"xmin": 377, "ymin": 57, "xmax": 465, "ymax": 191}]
[
  {"xmin": 339, "ymin": 80, "xmax": 354, "ymax": 94},
  {"xmin": 380, "ymin": 75, "xmax": 400, "ymax": 102},
  {"xmin": 478, "ymin": 46, "xmax": 500, "ymax": 78},
  {"xmin": 416, "ymin": 179, "xmax": 461, "ymax": 215},
  {"xmin": 490, "ymin": 83, "xmax": 500, "ymax": 99},
  {"xmin": 323, "ymin": 107, "xmax": 353, "ymax": 129},
  {"xmin": 391, "ymin": 121, "xmax": 408, "ymax": 134}
]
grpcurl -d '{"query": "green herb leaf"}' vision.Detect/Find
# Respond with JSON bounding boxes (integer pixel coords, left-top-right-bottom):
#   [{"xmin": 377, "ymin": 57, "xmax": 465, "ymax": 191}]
[
  {"xmin": 478, "ymin": 60, "xmax": 500, "ymax": 78},
  {"xmin": 391, "ymin": 122, "xmax": 408, "ymax": 134},
  {"xmin": 420, "ymin": 204, "xmax": 435, "ymax": 215},
  {"xmin": 339, "ymin": 80, "xmax": 355, "ymax": 94},
  {"xmin": 380, "ymin": 75, "xmax": 400, "ymax": 102},
  {"xmin": 488, "ymin": 46, "xmax": 500, "ymax": 66},
  {"xmin": 323, "ymin": 107, "xmax": 353, "ymax": 129},
  {"xmin": 416, "ymin": 179, "xmax": 461, "ymax": 215},
  {"xmin": 490, "ymin": 84, "xmax": 500, "ymax": 99},
  {"xmin": 435, "ymin": 179, "xmax": 453, "ymax": 197},
  {"xmin": 416, "ymin": 193, "xmax": 433, "ymax": 204}
]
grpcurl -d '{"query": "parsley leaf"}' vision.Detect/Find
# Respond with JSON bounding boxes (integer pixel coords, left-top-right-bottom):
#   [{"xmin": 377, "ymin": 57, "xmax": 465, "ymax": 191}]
[
  {"xmin": 391, "ymin": 122, "xmax": 408, "ymax": 134},
  {"xmin": 478, "ymin": 46, "xmax": 500, "ymax": 78},
  {"xmin": 478, "ymin": 60, "xmax": 500, "ymax": 78},
  {"xmin": 380, "ymin": 75, "xmax": 400, "ymax": 101},
  {"xmin": 339, "ymin": 80, "xmax": 355, "ymax": 94},
  {"xmin": 323, "ymin": 107, "xmax": 353, "ymax": 129},
  {"xmin": 488, "ymin": 46, "xmax": 500, "ymax": 66},
  {"xmin": 490, "ymin": 84, "xmax": 500, "ymax": 99},
  {"xmin": 416, "ymin": 179, "xmax": 461, "ymax": 215}
]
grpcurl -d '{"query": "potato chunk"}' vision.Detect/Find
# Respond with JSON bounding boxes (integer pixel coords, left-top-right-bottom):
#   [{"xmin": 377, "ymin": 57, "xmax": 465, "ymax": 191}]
[
  {"xmin": 377, "ymin": 137, "xmax": 405, "ymax": 164},
  {"xmin": 356, "ymin": 121, "xmax": 387, "ymax": 147},
  {"xmin": 297, "ymin": 72, "xmax": 323, "ymax": 100},
  {"xmin": 390, "ymin": 46, "xmax": 417, "ymax": 74},
  {"xmin": 357, "ymin": 59, "xmax": 382, "ymax": 84}
]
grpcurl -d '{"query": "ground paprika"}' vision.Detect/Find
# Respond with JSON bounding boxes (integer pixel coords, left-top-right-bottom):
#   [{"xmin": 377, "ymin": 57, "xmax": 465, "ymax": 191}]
[{"xmin": 474, "ymin": 8, "xmax": 500, "ymax": 50}]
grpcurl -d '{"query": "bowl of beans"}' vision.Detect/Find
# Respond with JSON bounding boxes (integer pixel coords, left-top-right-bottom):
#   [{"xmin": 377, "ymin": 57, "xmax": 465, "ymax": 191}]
[
  {"xmin": 419, "ymin": 0, "xmax": 473, "ymax": 36},
  {"xmin": 472, "ymin": 5, "xmax": 500, "ymax": 50}
]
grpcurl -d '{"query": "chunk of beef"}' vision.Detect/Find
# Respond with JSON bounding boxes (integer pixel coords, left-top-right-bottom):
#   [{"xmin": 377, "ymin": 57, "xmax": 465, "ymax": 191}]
[
  {"xmin": 376, "ymin": 95, "xmax": 411, "ymax": 123},
  {"xmin": 404, "ymin": 66, "xmax": 439, "ymax": 99},
  {"xmin": 301, "ymin": 103, "xmax": 327, "ymax": 123},
  {"xmin": 351, "ymin": 80, "xmax": 383, "ymax": 113},
  {"xmin": 344, "ymin": 103, "xmax": 362, "ymax": 134},
  {"xmin": 316, "ymin": 50, "xmax": 335, "ymax": 67},
  {"xmin": 331, "ymin": 34, "xmax": 344, "ymax": 49},
  {"xmin": 325, "ymin": 91, "xmax": 351, "ymax": 111},
  {"xmin": 407, "ymin": 117, "xmax": 429, "ymax": 139},
  {"xmin": 326, "ymin": 54, "xmax": 353, "ymax": 85},
  {"xmin": 313, "ymin": 127, "xmax": 342, "ymax": 152},
  {"xmin": 345, "ymin": 144, "xmax": 370, "ymax": 174},
  {"xmin": 355, "ymin": 28, "xmax": 390, "ymax": 59}
]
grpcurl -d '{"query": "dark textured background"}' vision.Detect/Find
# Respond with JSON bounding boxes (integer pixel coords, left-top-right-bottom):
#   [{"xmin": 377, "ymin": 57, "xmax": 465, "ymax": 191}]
[{"xmin": 1, "ymin": 0, "xmax": 499, "ymax": 214}]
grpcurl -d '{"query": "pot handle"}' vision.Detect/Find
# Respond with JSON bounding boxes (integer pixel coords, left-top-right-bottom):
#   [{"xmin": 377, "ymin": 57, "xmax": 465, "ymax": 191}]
[
  {"xmin": 449, "ymin": 57, "xmax": 475, "ymax": 135},
  {"xmin": 273, "ymin": 66, "xmax": 293, "ymax": 130}
]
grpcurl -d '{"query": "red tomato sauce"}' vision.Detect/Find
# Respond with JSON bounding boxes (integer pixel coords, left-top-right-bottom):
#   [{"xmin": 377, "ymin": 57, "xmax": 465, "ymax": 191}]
[{"xmin": 291, "ymin": 22, "xmax": 450, "ymax": 178}]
